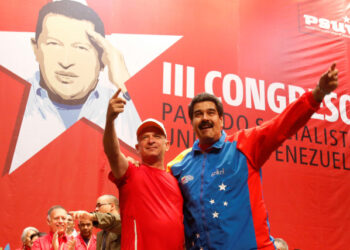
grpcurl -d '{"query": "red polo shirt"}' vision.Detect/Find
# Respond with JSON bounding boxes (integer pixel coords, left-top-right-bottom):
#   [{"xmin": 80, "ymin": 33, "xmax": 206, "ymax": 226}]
[
  {"xmin": 109, "ymin": 163, "xmax": 184, "ymax": 250},
  {"xmin": 75, "ymin": 234, "xmax": 96, "ymax": 250}
]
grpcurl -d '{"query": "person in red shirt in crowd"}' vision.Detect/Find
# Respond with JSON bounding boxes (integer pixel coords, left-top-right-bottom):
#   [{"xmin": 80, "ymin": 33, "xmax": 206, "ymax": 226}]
[
  {"xmin": 16, "ymin": 227, "xmax": 39, "ymax": 250},
  {"xmin": 103, "ymin": 89, "xmax": 184, "ymax": 249},
  {"xmin": 75, "ymin": 219, "xmax": 96, "ymax": 250},
  {"xmin": 32, "ymin": 205, "xmax": 75, "ymax": 250}
]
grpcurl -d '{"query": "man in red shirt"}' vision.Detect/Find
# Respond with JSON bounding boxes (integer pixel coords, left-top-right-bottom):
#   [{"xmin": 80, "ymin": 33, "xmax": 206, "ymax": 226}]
[
  {"xmin": 103, "ymin": 89, "xmax": 184, "ymax": 249},
  {"xmin": 32, "ymin": 205, "xmax": 75, "ymax": 250},
  {"xmin": 75, "ymin": 219, "xmax": 96, "ymax": 250}
]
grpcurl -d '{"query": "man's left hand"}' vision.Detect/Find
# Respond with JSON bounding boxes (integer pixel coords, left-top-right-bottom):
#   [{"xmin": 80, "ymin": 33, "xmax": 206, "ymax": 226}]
[{"xmin": 313, "ymin": 63, "xmax": 339, "ymax": 102}]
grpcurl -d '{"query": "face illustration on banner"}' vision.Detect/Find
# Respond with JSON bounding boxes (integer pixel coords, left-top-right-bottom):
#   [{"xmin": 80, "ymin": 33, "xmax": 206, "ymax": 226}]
[
  {"xmin": 31, "ymin": 13, "xmax": 101, "ymax": 104},
  {"xmin": 2, "ymin": 0, "xmax": 181, "ymax": 174}
]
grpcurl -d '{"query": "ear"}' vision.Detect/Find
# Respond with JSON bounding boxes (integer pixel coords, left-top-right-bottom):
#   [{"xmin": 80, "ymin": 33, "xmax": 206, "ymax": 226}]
[
  {"xmin": 165, "ymin": 139, "xmax": 170, "ymax": 152},
  {"xmin": 46, "ymin": 217, "xmax": 51, "ymax": 226},
  {"xmin": 219, "ymin": 116, "xmax": 224, "ymax": 130},
  {"xmin": 31, "ymin": 38, "xmax": 39, "ymax": 63},
  {"xmin": 135, "ymin": 144, "xmax": 140, "ymax": 152}
]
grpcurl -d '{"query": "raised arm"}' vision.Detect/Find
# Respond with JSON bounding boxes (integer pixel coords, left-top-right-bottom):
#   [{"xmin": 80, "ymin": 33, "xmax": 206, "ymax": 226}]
[
  {"xmin": 236, "ymin": 63, "xmax": 339, "ymax": 168},
  {"xmin": 103, "ymin": 89, "xmax": 129, "ymax": 179},
  {"xmin": 69, "ymin": 211, "xmax": 121, "ymax": 235}
]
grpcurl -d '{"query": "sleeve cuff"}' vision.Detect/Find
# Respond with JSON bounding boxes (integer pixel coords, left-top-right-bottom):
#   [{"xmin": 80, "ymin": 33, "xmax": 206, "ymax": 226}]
[{"xmin": 305, "ymin": 91, "xmax": 321, "ymax": 110}]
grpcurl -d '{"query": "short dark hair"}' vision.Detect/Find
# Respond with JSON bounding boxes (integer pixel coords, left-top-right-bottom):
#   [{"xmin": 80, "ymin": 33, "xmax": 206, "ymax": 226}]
[
  {"xmin": 188, "ymin": 92, "xmax": 224, "ymax": 121},
  {"xmin": 47, "ymin": 205, "xmax": 67, "ymax": 220},
  {"xmin": 34, "ymin": 0, "xmax": 105, "ymax": 67},
  {"xmin": 35, "ymin": 0, "xmax": 105, "ymax": 41}
]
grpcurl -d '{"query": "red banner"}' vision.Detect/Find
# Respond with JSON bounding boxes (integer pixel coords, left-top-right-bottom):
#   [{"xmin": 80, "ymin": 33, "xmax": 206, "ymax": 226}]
[{"xmin": 0, "ymin": 0, "xmax": 349, "ymax": 249}]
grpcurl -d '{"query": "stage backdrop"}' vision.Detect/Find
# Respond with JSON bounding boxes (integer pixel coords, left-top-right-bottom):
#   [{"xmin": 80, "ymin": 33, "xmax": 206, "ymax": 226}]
[{"xmin": 0, "ymin": 0, "xmax": 349, "ymax": 249}]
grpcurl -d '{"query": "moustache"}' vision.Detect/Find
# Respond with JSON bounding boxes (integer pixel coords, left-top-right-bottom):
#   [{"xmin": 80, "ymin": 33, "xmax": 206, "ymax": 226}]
[{"xmin": 198, "ymin": 120, "xmax": 214, "ymax": 129}]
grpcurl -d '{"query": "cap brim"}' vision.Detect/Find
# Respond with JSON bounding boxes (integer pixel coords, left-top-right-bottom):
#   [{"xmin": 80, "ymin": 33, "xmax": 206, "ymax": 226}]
[{"xmin": 136, "ymin": 120, "xmax": 167, "ymax": 138}]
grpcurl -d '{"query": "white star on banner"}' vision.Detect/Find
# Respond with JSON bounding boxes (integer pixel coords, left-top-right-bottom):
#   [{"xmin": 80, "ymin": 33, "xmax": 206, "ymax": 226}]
[
  {"xmin": 213, "ymin": 211, "xmax": 219, "ymax": 218},
  {"xmin": 219, "ymin": 182, "xmax": 227, "ymax": 191},
  {"xmin": 0, "ymin": 31, "xmax": 182, "ymax": 174},
  {"xmin": 343, "ymin": 16, "xmax": 350, "ymax": 23},
  {"xmin": 223, "ymin": 201, "xmax": 228, "ymax": 206},
  {"xmin": 209, "ymin": 199, "xmax": 215, "ymax": 204}
]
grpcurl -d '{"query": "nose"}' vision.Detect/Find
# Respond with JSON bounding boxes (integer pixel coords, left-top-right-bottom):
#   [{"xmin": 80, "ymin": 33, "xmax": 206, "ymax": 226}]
[
  {"xmin": 202, "ymin": 112, "xmax": 210, "ymax": 120},
  {"xmin": 58, "ymin": 47, "xmax": 74, "ymax": 69},
  {"xmin": 147, "ymin": 135, "xmax": 156, "ymax": 144},
  {"xmin": 59, "ymin": 62, "xmax": 74, "ymax": 70}
]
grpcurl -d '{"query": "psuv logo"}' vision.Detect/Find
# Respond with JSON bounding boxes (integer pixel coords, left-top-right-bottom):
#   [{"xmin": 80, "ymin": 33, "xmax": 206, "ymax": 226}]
[
  {"xmin": 181, "ymin": 175, "xmax": 194, "ymax": 185},
  {"xmin": 303, "ymin": 14, "xmax": 350, "ymax": 39}
]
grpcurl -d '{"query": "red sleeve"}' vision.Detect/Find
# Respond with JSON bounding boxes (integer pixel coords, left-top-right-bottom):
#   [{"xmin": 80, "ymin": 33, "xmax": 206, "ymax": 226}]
[
  {"xmin": 108, "ymin": 161, "xmax": 134, "ymax": 188},
  {"xmin": 235, "ymin": 91, "xmax": 320, "ymax": 169}
]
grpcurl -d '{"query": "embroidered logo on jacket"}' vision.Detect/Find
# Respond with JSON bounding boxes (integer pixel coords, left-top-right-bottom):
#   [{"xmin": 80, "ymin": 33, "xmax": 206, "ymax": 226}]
[
  {"xmin": 181, "ymin": 175, "xmax": 194, "ymax": 184},
  {"xmin": 211, "ymin": 168, "xmax": 225, "ymax": 177}
]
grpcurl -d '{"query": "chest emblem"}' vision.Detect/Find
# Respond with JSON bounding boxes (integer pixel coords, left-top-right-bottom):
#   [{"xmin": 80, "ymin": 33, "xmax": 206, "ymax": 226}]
[{"xmin": 181, "ymin": 175, "xmax": 194, "ymax": 184}]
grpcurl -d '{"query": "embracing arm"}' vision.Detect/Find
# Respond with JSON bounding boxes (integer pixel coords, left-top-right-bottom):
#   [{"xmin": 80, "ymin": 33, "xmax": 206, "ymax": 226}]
[{"xmin": 103, "ymin": 89, "xmax": 129, "ymax": 179}]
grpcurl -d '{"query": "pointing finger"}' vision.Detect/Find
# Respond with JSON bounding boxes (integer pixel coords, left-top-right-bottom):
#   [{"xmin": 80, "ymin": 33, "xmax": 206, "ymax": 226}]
[
  {"xmin": 330, "ymin": 62, "xmax": 336, "ymax": 71},
  {"xmin": 112, "ymin": 89, "xmax": 122, "ymax": 99}
]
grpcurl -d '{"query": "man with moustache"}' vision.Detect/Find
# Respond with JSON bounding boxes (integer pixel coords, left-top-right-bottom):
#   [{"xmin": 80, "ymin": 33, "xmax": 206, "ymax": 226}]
[{"xmin": 168, "ymin": 64, "xmax": 339, "ymax": 249}]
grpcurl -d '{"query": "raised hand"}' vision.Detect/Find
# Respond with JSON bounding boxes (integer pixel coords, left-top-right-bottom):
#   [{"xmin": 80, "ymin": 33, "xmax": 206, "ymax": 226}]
[
  {"xmin": 52, "ymin": 231, "xmax": 59, "ymax": 250},
  {"xmin": 313, "ymin": 63, "xmax": 339, "ymax": 102},
  {"xmin": 106, "ymin": 89, "xmax": 127, "ymax": 122},
  {"xmin": 69, "ymin": 210, "xmax": 94, "ymax": 221},
  {"xmin": 318, "ymin": 63, "xmax": 338, "ymax": 94},
  {"xmin": 86, "ymin": 30, "xmax": 130, "ymax": 93},
  {"xmin": 66, "ymin": 238, "xmax": 76, "ymax": 250}
]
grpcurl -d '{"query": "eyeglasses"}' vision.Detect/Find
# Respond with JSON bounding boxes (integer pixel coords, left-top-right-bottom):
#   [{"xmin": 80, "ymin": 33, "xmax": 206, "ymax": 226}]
[{"xmin": 95, "ymin": 203, "xmax": 111, "ymax": 208}]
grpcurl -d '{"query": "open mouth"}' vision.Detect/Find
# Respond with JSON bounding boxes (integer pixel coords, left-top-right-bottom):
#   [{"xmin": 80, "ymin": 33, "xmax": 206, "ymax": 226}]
[{"xmin": 199, "ymin": 122, "xmax": 213, "ymax": 130}]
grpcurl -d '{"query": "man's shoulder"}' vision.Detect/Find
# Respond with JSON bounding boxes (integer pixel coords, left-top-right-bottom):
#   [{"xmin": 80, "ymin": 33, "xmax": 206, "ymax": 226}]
[{"xmin": 168, "ymin": 148, "xmax": 193, "ymax": 165}]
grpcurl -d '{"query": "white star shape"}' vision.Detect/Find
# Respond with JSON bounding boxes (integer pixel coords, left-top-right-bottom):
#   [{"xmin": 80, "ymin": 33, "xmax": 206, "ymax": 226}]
[
  {"xmin": 213, "ymin": 211, "xmax": 219, "ymax": 218},
  {"xmin": 219, "ymin": 182, "xmax": 227, "ymax": 191},
  {"xmin": 343, "ymin": 16, "xmax": 350, "ymax": 23},
  {"xmin": 209, "ymin": 199, "xmax": 215, "ymax": 204},
  {"xmin": 223, "ymin": 201, "xmax": 228, "ymax": 206},
  {"xmin": 0, "ymin": 31, "xmax": 182, "ymax": 174}
]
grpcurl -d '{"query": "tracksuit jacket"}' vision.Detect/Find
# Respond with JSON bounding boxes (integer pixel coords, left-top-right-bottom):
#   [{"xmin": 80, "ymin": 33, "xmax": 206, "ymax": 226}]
[{"xmin": 169, "ymin": 91, "xmax": 320, "ymax": 250}]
